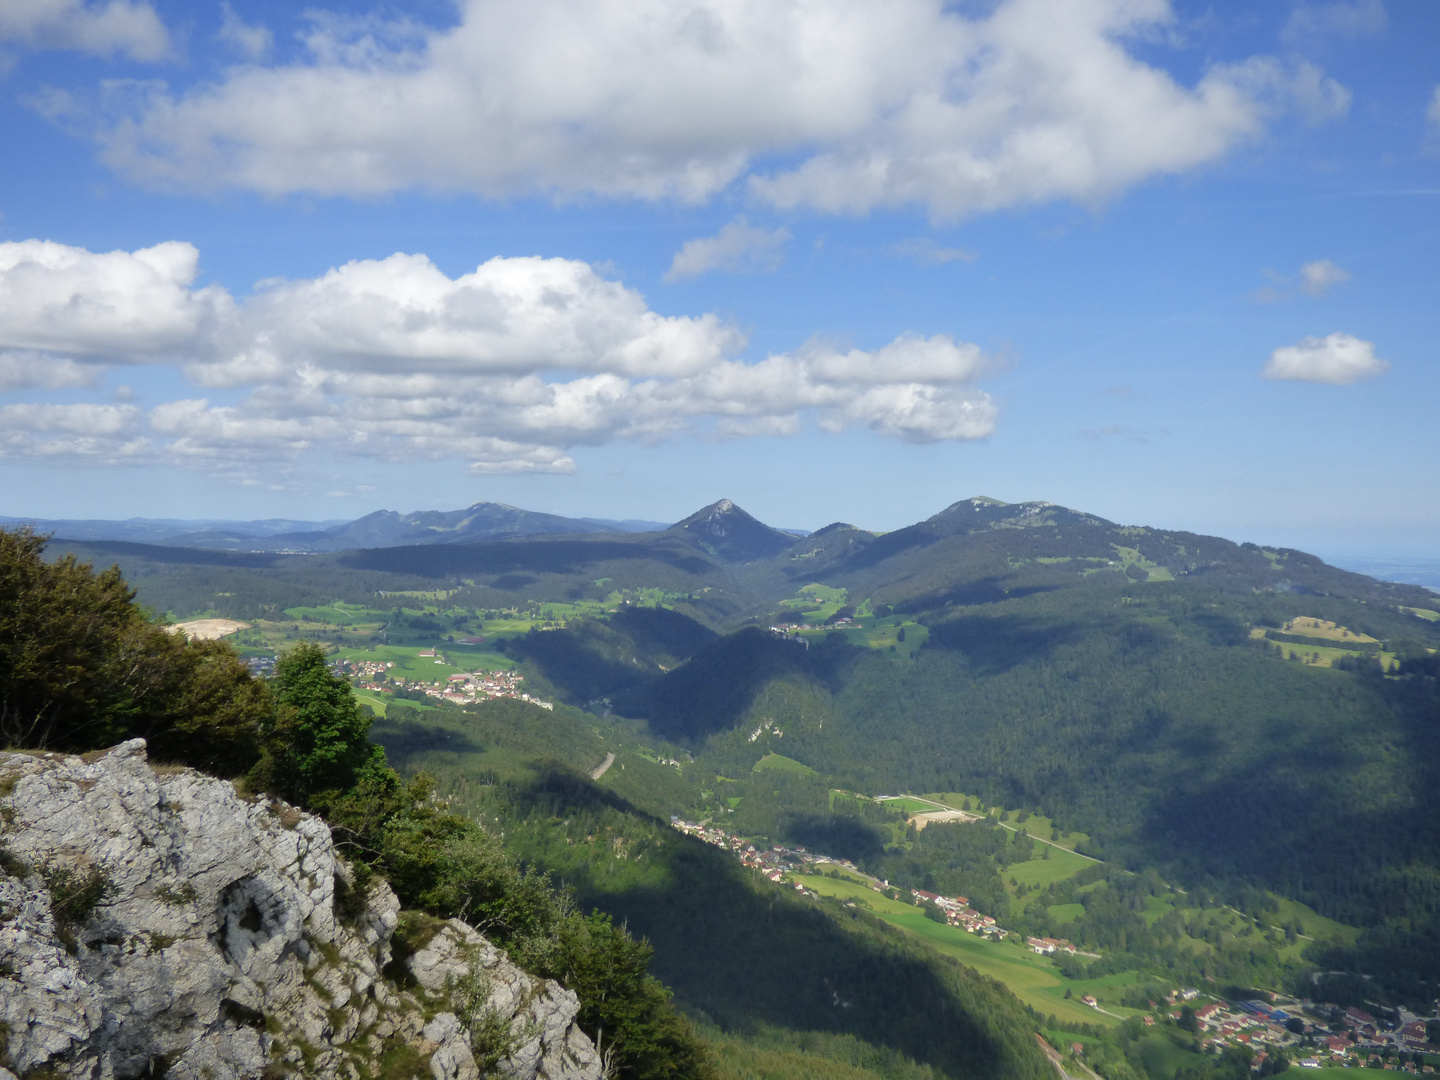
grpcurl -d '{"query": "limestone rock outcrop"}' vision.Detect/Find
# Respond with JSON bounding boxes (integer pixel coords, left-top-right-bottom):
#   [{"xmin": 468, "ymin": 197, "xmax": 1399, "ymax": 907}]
[{"xmin": 0, "ymin": 740, "xmax": 602, "ymax": 1080}]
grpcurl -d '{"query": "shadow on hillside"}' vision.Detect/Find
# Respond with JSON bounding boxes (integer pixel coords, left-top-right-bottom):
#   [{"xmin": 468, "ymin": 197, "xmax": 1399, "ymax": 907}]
[
  {"xmin": 506, "ymin": 607, "xmax": 721, "ymax": 705},
  {"xmin": 338, "ymin": 538, "xmax": 716, "ymax": 579},
  {"xmin": 898, "ymin": 576, "xmax": 1059, "ymax": 613},
  {"xmin": 924, "ymin": 613, "xmax": 1080, "ymax": 674},
  {"xmin": 616, "ymin": 628, "xmax": 855, "ymax": 744},
  {"xmin": 832, "ymin": 525, "xmax": 941, "ymax": 571},
  {"xmin": 505, "ymin": 770, "xmax": 1043, "ymax": 1080},
  {"xmin": 369, "ymin": 718, "xmax": 485, "ymax": 773},
  {"xmin": 780, "ymin": 814, "xmax": 888, "ymax": 865}
]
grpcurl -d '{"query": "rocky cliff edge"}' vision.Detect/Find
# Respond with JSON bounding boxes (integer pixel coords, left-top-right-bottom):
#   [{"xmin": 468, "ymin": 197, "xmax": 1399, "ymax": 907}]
[{"xmin": 0, "ymin": 740, "xmax": 602, "ymax": 1080}]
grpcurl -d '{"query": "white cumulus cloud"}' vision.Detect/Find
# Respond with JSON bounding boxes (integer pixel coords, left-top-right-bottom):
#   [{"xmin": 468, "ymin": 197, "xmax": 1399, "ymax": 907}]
[
  {"xmin": 0, "ymin": 240, "xmax": 227, "ymax": 361},
  {"xmin": 665, "ymin": 218, "xmax": 791, "ymax": 282},
  {"xmin": 0, "ymin": 0, "xmax": 169, "ymax": 60},
  {"xmin": 1263, "ymin": 332, "xmax": 1389, "ymax": 385},
  {"xmin": 0, "ymin": 240, "xmax": 1000, "ymax": 474},
  {"xmin": 68, "ymin": 0, "xmax": 1345, "ymax": 220}
]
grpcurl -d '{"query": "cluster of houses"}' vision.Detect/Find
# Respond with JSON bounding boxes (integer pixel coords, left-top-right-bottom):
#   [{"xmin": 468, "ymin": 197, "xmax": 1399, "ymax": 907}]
[
  {"xmin": 1187, "ymin": 1000, "xmax": 1298, "ymax": 1052},
  {"xmin": 912, "ymin": 888, "xmax": 1008, "ymax": 938},
  {"xmin": 419, "ymin": 667, "xmax": 554, "ymax": 709},
  {"xmin": 1027, "ymin": 935, "xmax": 1078, "ymax": 955},
  {"xmin": 330, "ymin": 658, "xmax": 394, "ymax": 680},
  {"xmin": 1155, "ymin": 990, "xmax": 1440, "ymax": 1073},
  {"xmin": 666, "ymin": 819, "xmax": 1012, "ymax": 934},
  {"xmin": 669, "ymin": 820, "xmax": 816, "ymax": 892},
  {"xmin": 1301, "ymin": 1006, "xmax": 1440, "ymax": 1071},
  {"xmin": 341, "ymin": 658, "xmax": 555, "ymax": 710}
]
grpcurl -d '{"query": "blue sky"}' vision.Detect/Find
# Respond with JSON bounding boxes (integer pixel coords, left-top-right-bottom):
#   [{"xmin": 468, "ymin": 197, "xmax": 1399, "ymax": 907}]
[{"xmin": 0, "ymin": 0, "xmax": 1436, "ymax": 556}]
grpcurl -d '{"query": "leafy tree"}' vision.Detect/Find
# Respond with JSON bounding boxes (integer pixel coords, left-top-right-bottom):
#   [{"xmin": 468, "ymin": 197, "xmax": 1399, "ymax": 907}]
[
  {"xmin": 254, "ymin": 641, "xmax": 387, "ymax": 803},
  {"xmin": 0, "ymin": 528, "xmax": 269, "ymax": 773}
]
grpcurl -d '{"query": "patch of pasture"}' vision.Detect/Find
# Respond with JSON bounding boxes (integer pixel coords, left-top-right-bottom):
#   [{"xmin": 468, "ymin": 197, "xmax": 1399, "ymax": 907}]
[
  {"xmin": 878, "ymin": 795, "xmax": 948, "ymax": 815},
  {"xmin": 752, "ymin": 753, "xmax": 816, "ymax": 775},
  {"xmin": 1048, "ymin": 903, "xmax": 1086, "ymax": 925},
  {"xmin": 1270, "ymin": 894, "xmax": 1361, "ymax": 947},
  {"xmin": 794, "ymin": 874, "xmax": 1129, "ymax": 1027}
]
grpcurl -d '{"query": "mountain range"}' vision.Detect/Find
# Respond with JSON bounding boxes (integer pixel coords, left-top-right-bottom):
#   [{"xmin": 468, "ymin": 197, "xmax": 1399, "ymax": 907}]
[
  {"xmin": 0, "ymin": 503, "xmax": 671, "ymax": 551},
  {"xmin": 18, "ymin": 493, "xmax": 1440, "ymax": 1075}
]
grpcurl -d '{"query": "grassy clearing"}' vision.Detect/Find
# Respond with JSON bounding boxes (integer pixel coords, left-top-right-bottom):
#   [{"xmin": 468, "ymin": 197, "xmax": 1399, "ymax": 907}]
[
  {"xmin": 795, "ymin": 874, "xmax": 1128, "ymax": 1027},
  {"xmin": 1110, "ymin": 546, "xmax": 1175, "ymax": 582},
  {"xmin": 753, "ymin": 753, "xmax": 817, "ymax": 775},
  {"xmin": 1048, "ymin": 903, "xmax": 1086, "ymax": 925},
  {"xmin": 282, "ymin": 602, "xmax": 384, "ymax": 625},
  {"xmin": 879, "ymin": 795, "xmax": 948, "ymax": 815},
  {"xmin": 1277, "ymin": 617, "xmax": 1379, "ymax": 644},
  {"xmin": 775, "ymin": 585, "xmax": 928, "ymax": 658},
  {"xmin": 1140, "ymin": 894, "xmax": 1172, "ymax": 926},
  {"xmin": 1008, "ymin": 845, "xmax": 1095, "ymax": 889},
  {"xmin": 777, "ymin": 584, "xmax": 850, "ymax": 623},
  {"xmin": 353, "ymin": 687, "xmax": 437, "ymax": 716},
  {"xmin": 1250, "ymin": 633, "xmax": 1394, "ymax": 669},
  {"xmin": 1401, "ymin": 606, "xmax": 1440, "ymax": 622},
  {"xmin": 1132, "ymin": 1032, "xmax": 1209, "ymax": 1080},
  {"xmin": 1270, "ymin": 895, "xmax": 1361, "ymax": 947}
]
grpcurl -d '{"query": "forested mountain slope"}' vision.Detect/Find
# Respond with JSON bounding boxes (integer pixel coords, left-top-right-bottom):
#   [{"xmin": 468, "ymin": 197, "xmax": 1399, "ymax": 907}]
[{"xmin": 36, "ymin": 497, "xmax": 1440, "ymax": 1012}]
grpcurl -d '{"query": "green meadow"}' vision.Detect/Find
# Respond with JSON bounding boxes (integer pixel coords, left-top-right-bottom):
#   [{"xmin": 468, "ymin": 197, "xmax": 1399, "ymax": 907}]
[
  {"xmin": 795, "ymin": 873, "xmax": 1133, "ymax": 1028},
  {"xmin": 1006, "ymin": 845, "xmax": 1097, "ymax": 889},
  {"xmin": 880, "ymin": 795, "xmax": 949, "ymax": 815},
  {"xmin": 753, "ymin": 753, "xmax": 817, "ymax": 775}
]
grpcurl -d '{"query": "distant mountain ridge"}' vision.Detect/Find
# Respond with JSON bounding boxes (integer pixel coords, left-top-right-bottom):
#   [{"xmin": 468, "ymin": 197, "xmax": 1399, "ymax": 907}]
[
  {"xmin": 0, "ymin": 515, "xmax": 349, "ymax": 545},
  {"xmin": 2, "ymin": 503, "xmax": 669, "ymax": 552}
]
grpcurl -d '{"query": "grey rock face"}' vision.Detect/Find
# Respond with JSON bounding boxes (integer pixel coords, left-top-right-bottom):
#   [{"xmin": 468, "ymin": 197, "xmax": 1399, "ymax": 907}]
[{"xmin": 0, "ymin": 740, "xmax": 601, "ymax": 1080}]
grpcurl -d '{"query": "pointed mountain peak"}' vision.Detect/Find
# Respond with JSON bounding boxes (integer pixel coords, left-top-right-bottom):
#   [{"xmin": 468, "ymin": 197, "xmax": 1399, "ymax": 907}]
[{"xmin": 670, "ymin": 500, "xmax": 798, "ymax": 562}]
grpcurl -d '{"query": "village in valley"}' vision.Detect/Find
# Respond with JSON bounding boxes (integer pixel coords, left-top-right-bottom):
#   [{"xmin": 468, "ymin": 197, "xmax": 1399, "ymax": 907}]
[
  {"xmin": 668, "ymin": 813, "xmax": 1440, "ymax": 1075},
  {"xmin": 671, "ymin": 816, "xmax": 1016, "ymax": 938},
  {"xmin": 330, "ymin": 655, "xmax": 554, "ymax": 710}
]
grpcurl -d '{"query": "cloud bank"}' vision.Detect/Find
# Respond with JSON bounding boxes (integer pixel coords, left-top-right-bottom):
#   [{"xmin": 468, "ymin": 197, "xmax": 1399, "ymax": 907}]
[
  {"xmin": 0, "ymin": 0, "xmax": 169, "ymax": 60},
  {"xmin": 1263, "ymin": 332, "xmax": 1388, "ymax": 385},
  {"xmin": 0, "ymin": 240, "xmax": 997, "ymax": 475},
  {"xmin": 73, "ymin": 0, "xmax": 1346, "ymax": 219}
]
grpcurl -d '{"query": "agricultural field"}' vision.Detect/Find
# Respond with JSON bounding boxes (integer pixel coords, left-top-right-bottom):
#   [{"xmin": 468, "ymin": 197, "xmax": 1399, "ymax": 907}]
[
  {"xmin": 1248, "ymin": 628, "xmax": 1396, "ymax": 669},
  {"xmin": 921, "ymin": 793, "xmax": 1092, "ymax": 852},
  {"xmin": 753, "ymin": 753, "xmax": 816, "ymax": 775},
  {"xmin": 1275, "ymin": 617, "xmax": 1379, "ymax": 644},
  {"xmin": 795, "ymin": 873, "xmax": 1135, "ymax": 1027},
  {"xmin": 1006, "ymin": 845, "xmax": 1097, "ymax": 890},
  {"xmin": 877, "ymin": 794, "xmax": 949, "ymax": 815}
]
